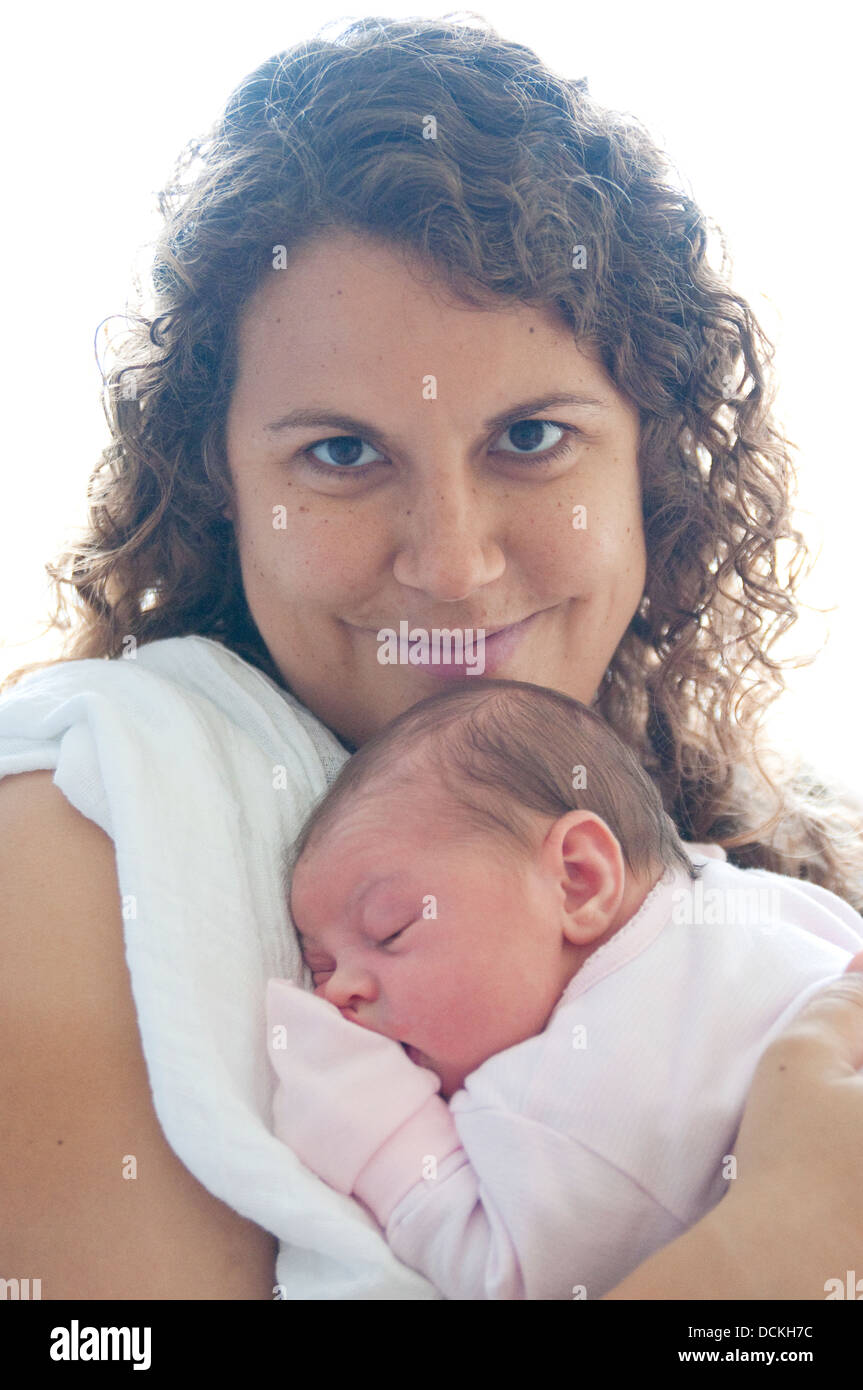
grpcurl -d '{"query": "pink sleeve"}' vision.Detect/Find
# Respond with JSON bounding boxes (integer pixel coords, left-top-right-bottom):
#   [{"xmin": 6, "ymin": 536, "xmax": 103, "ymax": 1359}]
[
  {"xmin": 353, "ymin": 1093, "xmax": 464, "ymax": 1224},
  {"xmin": 267, "ymin": 976, "xmax": 450, "ymax": 1196}
]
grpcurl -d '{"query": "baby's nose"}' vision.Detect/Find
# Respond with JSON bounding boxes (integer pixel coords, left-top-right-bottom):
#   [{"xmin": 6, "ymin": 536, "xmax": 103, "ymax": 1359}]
[
  {"xmin": 316, "ymin": 965, "xmax": 377, "ymax": 1010},
  {"xmin": 312, "ymin": 983, "xmax": 354, "ymax": 1017}
]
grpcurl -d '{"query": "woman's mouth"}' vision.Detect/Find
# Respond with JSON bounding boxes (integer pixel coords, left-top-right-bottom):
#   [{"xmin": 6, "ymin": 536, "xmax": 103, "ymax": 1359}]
[
  {"xmin": 424, "ymin": 612, "xmax": 543, "ymax": 680},
  {"xmin": 351, "ymin": 610, "xmax": 547, "ymax": 680}
]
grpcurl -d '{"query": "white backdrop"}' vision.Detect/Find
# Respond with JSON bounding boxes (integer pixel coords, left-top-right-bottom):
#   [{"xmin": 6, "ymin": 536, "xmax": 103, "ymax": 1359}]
[{"xmin": 2, "ymin": 0, "xmax": 860, "ymax": 790}]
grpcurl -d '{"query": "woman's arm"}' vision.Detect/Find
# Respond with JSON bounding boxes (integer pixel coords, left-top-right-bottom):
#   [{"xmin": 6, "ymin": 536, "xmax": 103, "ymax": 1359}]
[
  {"xmin": 0, "ymin": 771, "xmax": 276, "ymax": 1300},
  {"xmin": 605, "ymin": 957, "xmax": 863, "ymax": 1299}
]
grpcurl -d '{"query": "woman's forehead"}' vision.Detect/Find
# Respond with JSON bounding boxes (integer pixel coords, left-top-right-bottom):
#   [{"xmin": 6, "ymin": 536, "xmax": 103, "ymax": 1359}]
[{"xmin": 229, "ymin": 230, "xmax": 616, "ymax": 407}]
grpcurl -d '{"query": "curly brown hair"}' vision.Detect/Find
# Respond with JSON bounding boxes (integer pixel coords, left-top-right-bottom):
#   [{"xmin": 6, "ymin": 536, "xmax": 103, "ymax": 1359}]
[{"xmin": 5, "ymin": 12, "xmax": 862, "ymax": 908}]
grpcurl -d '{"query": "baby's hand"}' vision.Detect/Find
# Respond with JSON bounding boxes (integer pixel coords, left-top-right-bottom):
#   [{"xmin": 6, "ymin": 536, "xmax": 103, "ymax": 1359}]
[{"xmin": 266, "ymin": 979, "xmax": 443, "ymax": 1194}]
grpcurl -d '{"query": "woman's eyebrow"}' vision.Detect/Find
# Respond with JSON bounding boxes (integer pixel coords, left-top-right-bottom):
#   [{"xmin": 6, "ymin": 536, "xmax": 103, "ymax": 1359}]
[{"xmin": 265, "ymin": 392, "xmax": 609, "ymax": 442}]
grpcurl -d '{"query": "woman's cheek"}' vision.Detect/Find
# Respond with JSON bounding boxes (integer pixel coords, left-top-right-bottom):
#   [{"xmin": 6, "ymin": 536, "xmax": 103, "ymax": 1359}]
[
  {"xmin": 572, "ymin": 489, "xmax": 646, "ymax": 596},
  {"xmin": 516, "ymin": 475, "xmax": 627, "ymax": 587},
  {"xmin": 525, "ymin": 506, "xmax": 604, "ymax": 594},
  {"xmin": 242, "ymin": 504, "xmax": 360, "ymax": 606}
]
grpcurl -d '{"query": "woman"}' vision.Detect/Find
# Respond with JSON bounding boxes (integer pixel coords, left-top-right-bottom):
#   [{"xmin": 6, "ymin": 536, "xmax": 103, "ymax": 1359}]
[{"xmin": 1, "ymin": 14, "xmax": 861, "ymax": 1299}]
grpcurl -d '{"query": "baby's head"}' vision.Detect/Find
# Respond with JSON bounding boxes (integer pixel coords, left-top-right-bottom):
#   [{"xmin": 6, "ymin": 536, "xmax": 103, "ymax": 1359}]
[{"xmin": 290, "ymin": 679, "xmax": 698, "ymax": 1098}]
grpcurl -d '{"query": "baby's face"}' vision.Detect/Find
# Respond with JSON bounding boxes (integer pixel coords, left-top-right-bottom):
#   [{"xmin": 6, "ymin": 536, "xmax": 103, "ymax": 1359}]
[{"xmin": 290, "ymin": 797, "xmax": 579, "ymax": 1099}]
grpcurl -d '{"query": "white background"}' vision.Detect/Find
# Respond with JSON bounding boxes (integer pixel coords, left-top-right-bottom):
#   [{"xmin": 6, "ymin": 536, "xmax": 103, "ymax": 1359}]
[{"xmin": 2, "ymin": 1, "xmax": 860, "ymax": 791}]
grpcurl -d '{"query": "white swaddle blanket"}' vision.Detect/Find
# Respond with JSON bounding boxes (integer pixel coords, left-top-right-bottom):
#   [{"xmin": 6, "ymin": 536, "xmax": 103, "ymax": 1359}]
[{"xmin": 0, "ymin": 634, "xmax": 441, "ymax": 1299}]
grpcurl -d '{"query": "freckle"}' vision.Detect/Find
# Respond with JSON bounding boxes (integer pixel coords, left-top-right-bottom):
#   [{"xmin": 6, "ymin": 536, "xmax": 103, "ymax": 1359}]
[
  {"xmin": 57, "ymin": 1139, "xmax": 63, "ymax": 1145},
  {"xmin": 299, "ymin": 505, "xmax": 309, "ymax": 513}
]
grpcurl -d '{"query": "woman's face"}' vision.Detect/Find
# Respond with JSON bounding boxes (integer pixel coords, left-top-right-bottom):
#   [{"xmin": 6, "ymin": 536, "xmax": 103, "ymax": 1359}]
[{"xmin": 224, "ymin": 229, "xmax": 646, "ymax": 747}]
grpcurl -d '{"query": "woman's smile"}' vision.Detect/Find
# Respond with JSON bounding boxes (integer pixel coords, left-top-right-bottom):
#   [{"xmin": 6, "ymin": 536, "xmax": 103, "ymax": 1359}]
[{"xmin": 344, "ymin": 607, "xmax": 556, "ymax": 679}]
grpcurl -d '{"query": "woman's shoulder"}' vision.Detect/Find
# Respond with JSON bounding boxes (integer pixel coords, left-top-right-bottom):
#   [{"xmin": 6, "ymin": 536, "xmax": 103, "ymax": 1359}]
[
  {"xmin": 1, "ymin": 633, "xmax": 275, "ymax": 711},
  {"xmin": 0, "ymin": 635, "xmax": 351, "ymax": 789},
  {"xmin": 139, "ymin": 635, "xmax": 352, "ymax": 786}
]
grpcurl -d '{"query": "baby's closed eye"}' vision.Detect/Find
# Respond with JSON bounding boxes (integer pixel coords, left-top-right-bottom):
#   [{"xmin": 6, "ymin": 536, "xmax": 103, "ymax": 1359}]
[
  {"xmin": 308, "ymin": 963, "xmax": 334, "ymax": 982},
  {"xmin": 301, "ymin": 953, "xmax": 334, "ymax": 983},
  {"xmin": 378, "ymin": 922, "xmax": 411, "ymax": 947}
]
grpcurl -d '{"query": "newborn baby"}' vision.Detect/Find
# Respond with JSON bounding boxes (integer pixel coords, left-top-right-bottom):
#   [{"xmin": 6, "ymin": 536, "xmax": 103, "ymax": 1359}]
[{"xmin": 267, "ymin": 678, "xmax": 863, "ymax": 1300}]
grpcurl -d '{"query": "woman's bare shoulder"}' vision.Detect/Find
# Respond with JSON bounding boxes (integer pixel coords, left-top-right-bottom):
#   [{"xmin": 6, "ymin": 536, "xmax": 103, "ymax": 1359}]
[{"xmin": 0, "ymin": 770, "xmax": 276, "ymax": 1300}]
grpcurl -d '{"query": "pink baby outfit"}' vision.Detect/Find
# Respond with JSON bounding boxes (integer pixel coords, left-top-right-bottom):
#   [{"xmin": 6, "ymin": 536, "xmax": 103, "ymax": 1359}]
[{"xmin": 267, "ymin": 846, "xmax": 863, "ymax": 1299}]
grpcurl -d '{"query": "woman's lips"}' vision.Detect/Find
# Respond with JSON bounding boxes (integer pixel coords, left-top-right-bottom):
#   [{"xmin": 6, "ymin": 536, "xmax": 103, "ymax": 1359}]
[
  {"xmin": 352, "ymin": 610, "xmax": 544, "ymax": 680},
  {"xmin": 423, "ymin": 610, "xmax": 543, "ymax": 679}
]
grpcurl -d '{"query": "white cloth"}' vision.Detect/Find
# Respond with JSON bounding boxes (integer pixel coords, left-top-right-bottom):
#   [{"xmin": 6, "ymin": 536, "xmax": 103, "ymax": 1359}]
[
  {"xmin": 0, "ymin": 635, "xmax": 442, "ymax": 1300},
  {"xmin": 380, "ymin": 853, "xmax": 863, "ymax": 1298}
]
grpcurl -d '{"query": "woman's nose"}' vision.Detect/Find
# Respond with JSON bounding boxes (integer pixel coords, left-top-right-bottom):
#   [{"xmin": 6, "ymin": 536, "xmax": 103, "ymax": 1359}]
[{"xmin": 392, "ymin": 467, "xmax": 505, "ymax": 600}]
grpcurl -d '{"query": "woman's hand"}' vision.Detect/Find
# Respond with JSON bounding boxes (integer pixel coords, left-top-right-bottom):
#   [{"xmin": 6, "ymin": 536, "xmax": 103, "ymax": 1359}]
[
  {"xmin": 605, "ymin": 951, "xmax": 863, "ymax": 1298},
  {"xmin": 711, "ymin": 949, "xmax": 863, "ymax": 1296}
]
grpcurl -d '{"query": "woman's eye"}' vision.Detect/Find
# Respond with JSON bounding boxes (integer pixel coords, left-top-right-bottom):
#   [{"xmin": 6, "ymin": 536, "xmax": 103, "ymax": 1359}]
[
  {"xmin": 300, "ymin": 419, "xmax": 577, "ymax": 477},
  {"xmin": 494, "ymin": 419, "xmax": 569, "ymax": 457},
  {"xmin": 305, "ymin": 436, "xmax": 383, "ymax": 471}
]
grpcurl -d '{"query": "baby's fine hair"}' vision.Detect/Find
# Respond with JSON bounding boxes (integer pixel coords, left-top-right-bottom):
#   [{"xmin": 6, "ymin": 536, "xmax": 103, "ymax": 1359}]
[{"xmin": 293, "ymin": 679, "xmax": 701, "ymax": 884}]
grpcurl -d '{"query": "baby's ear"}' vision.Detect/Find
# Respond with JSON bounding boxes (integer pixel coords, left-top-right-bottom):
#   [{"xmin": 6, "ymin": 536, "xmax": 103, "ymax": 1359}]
[
  {"xmin": 560, "ymin": 896, "xmax": 616, "ymax": 946},
  {"xmin": 553, "ymin": 813, "xmax": 625, "ymax": 943}
]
